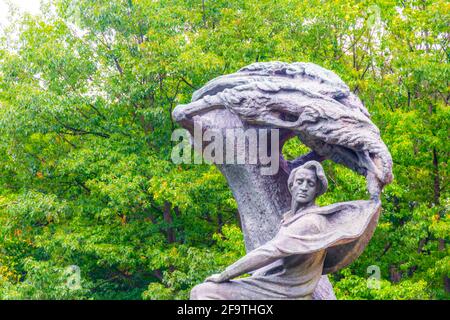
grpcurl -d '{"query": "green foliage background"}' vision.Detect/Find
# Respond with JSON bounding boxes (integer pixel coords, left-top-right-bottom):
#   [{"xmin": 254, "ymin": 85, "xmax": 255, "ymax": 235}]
[{"xmin": 0, "ymin": 0, "xmax": 448, "ymax": 300}]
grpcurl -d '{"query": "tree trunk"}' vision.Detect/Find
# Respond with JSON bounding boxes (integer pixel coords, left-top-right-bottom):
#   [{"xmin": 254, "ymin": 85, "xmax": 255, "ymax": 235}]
[{"xmin": 163, "ymin": 201, "xmax": 175, "ymax": 243}]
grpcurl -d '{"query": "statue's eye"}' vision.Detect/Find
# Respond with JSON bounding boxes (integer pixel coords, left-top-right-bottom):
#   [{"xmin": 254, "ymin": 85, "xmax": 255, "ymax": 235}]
[{"xmin": 309, "ymin": 182, "xmax": 315, "ymax": 187}]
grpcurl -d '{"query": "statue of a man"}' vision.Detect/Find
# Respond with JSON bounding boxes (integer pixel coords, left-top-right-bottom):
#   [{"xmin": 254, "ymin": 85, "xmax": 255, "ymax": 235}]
[{"xmin": 191, "ymin": 160, "xmax": 380, "ymax": 300}]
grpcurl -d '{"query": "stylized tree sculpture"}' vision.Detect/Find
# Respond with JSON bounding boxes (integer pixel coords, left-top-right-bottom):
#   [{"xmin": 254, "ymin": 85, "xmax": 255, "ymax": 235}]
[{"xmin": 173, "ymin": 62, "xmax": 393, "ymax": 299}]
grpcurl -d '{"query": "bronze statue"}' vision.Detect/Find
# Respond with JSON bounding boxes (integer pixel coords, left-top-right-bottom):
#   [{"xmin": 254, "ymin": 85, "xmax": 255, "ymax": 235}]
[{"xmin": 190, "ymin": 161, "xmax": 381, "ymax": 299}]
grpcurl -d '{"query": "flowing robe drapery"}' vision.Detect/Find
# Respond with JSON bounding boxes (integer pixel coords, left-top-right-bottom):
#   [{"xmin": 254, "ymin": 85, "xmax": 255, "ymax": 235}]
[{"xmin": 191, "ymin": 200, "xmax": 380, "ymax": 300}]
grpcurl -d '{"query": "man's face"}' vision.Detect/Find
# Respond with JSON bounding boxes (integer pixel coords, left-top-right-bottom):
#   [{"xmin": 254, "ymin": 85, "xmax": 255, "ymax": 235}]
[{"xmin": 291, "ymin": 168, "xmax": 318, "ymax": 204}]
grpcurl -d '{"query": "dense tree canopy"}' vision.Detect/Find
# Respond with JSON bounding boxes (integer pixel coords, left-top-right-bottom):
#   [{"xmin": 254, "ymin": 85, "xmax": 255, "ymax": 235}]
[{"xmin": 0, "ymin": 0, "xmax": 448, "ymax": 299}]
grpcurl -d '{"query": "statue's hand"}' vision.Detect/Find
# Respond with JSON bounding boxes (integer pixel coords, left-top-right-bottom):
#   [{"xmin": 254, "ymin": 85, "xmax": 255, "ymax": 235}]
[{"xmin": 205, "ymin": 273, "xmax": 229, "ymax": 283}]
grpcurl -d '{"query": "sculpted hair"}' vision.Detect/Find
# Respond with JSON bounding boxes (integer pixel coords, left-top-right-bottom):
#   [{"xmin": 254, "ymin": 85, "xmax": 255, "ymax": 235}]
[{"xmin": 288, "ymin": 161, "xmax": 328, "ymax": 197}]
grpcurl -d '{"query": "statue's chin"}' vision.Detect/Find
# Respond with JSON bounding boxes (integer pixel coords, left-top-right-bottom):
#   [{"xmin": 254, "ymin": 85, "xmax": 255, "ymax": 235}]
[{"xmin": 295, "ymin": 196, "xmax": 314, "ymax": 204}]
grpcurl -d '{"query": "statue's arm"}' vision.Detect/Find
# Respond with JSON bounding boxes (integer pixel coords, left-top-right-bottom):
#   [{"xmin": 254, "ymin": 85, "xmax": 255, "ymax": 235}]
[{"xmin": 206, "ymin": 240, "xmax": 288, "ymax": 282}]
